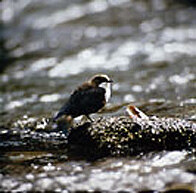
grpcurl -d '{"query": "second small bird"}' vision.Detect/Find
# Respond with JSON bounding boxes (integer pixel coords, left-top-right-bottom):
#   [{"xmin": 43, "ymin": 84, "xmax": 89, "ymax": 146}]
[{"xmin": 53, "ymin": 74, "xmax": 113, "ymax": 122}]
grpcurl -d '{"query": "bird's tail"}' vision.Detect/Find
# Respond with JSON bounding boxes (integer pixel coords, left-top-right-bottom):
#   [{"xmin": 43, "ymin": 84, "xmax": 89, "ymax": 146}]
[
  {"xmin": 53, "ymin": 103, "xmax": 71, "ymax": 122},
  {"xmin": 53, "ymin": 111, "xmax": 64, "ymax": 122},
  {"xmin": 52, "ymin": 113, "xmax": 73, "ymax": 130},
  {"xmin": 53, "ymin": 111, "xmax": 73, "ymax": 123}
]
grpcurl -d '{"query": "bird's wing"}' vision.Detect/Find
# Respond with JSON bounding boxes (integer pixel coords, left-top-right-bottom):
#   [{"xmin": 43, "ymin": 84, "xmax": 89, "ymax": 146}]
[
  {"xmin": 68, "ymin": 86, "xmax": 106, "ymax": 114},
  {"xmin": 54, "ymin": 86, "xmax": 106, "ymax": 120}
]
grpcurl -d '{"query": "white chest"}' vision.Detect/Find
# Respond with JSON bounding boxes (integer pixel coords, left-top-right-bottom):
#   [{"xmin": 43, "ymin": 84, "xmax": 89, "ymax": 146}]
[{"xmin": 99, "ymin": 82, "xmax": 112, "ymax": 102}]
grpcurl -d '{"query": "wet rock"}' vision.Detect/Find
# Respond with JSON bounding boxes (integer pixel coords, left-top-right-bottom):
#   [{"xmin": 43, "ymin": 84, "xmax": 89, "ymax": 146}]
[
  {"xmin": 0, "ymin": 116, "xmax": 69, "ymax": 151},
  {"xmin": 0, "ymin": 115, "xmax": 195, "ymax": 158},
  {"xmin": 68, "ymin": 116, "xmax": 196, "ymax": 158}
]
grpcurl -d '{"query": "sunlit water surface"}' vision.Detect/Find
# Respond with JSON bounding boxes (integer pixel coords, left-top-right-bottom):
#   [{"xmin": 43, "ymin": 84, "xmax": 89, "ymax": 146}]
[{"xmin": 0, "ymin": 0, "xmax": 196, "ymax": 192}]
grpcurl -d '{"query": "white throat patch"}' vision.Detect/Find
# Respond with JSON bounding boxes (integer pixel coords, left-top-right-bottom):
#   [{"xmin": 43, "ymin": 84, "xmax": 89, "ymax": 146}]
[{"xmin": 99, "ymin": 82, "xmax": 112, "ymax": 102}]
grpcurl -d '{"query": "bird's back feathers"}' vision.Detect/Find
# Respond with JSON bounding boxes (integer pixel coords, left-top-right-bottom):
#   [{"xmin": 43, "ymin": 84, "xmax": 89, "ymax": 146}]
[{"xmin": 53, "ymin": 83, "xmax": 106, "ymax": 121}]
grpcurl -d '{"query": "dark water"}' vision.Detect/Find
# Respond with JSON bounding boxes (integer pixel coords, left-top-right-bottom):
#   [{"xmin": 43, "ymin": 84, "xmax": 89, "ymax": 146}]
[{"xmin": 0, "ymin": 0, "xmax": 196, "ymax": 192}]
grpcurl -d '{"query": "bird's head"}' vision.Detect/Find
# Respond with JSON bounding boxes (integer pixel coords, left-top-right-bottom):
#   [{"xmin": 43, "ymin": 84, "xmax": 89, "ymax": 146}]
[{"xmin": 90, "ymin": 74, "xmax": 113, "ymax": 86}]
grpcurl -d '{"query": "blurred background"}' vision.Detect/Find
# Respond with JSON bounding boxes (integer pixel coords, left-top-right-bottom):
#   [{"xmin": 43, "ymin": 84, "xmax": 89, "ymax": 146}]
[
  {"xmin": 0, "ymin": 0, "xmax": 196, "ymax": 121},
  {"xmin": 0, "ymin": 1, "xmax": 196, "ymax": 192}
]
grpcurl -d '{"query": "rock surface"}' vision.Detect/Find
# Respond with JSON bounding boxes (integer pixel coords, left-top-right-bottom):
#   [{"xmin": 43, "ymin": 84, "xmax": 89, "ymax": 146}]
[
  {"xmin": 69, "ymin": 116, "xmax": 195, "ymax": 158},
  {"xmin": 0, "ymin": 116, "xmax": 195, "ymax": 158}
]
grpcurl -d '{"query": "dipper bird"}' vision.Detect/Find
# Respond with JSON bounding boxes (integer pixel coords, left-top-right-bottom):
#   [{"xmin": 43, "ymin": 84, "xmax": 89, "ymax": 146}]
[{"xmin": 53, "ymin": 74, "xmax": 113, "ymax": 122}]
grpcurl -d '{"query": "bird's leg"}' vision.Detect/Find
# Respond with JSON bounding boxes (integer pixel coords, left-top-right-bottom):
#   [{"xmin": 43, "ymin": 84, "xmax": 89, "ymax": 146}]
[{"xmin": 86, "ymin": 115, "xmax": 93, "ymax": 122}]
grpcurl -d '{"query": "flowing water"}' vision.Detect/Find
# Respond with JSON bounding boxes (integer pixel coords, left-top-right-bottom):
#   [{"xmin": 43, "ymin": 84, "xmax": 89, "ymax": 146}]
[{"xmin": 0, "ymin": 0, "xmax": 196, "ymax": 192}]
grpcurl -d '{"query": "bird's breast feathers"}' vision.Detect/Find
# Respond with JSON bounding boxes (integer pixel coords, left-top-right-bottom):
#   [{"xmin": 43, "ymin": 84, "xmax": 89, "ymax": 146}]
[{"xmin": 98, "ymin": 82, "xmax": 112, "ymax": 102}]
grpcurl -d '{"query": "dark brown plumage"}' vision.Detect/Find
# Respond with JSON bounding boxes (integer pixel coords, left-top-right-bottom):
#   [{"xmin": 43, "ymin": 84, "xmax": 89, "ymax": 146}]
[{"xmin": 53, "ymin": 74, "xmax": 113, "ymax": 121}]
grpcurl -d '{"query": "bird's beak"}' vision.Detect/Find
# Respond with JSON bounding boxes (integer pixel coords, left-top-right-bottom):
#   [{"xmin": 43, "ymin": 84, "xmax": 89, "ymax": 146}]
[{"xmin": 107, "ymin": 79, "xmax": 113, "ymax": 83}]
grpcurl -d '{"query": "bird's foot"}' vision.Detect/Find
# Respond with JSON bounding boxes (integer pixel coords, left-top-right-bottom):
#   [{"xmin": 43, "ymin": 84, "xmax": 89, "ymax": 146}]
[{"xmin": 86, "ymin": 115, "xmax": 94, "ymax": 122}]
